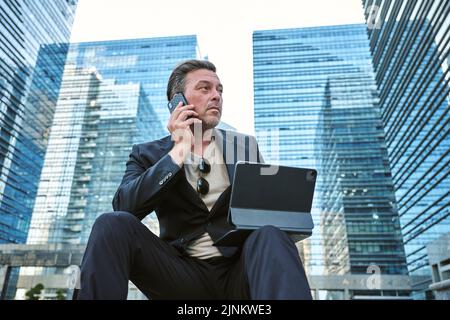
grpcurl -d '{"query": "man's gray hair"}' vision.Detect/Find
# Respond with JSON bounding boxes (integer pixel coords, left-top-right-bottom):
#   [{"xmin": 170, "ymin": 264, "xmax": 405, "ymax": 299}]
[{"xmin": 166, "ymin": 59, "xmax": 217, "ymax": 101}]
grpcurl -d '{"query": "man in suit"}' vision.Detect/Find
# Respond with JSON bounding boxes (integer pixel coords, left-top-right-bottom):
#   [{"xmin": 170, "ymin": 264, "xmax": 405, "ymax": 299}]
[{"xmin": 76, "ymin": 59, "xmax": 312, "ymax": 300}]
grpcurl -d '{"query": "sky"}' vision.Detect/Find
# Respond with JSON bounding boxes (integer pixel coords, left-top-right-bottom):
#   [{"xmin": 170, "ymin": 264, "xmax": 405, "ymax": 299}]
[{"xmin": 70, "ymin": 0, "xmax": 366, "ymax": 135}]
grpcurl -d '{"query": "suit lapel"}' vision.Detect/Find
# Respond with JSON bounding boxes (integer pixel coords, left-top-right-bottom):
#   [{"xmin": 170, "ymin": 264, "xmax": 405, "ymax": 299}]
[
  {"xmin": 159, "ymin": 135, "xmax": 210, "ymax": 212},
  {"xmin": 180, "ymin": 169, "xmax": 210, "ymax": 212},
  {"xmin": 161, "ymin": 129, "xmax": 247, "ymax": 185},
  {"xmin": 207, "ymin": 129, "xmax": 247, "ymax": 218},
  {"xmin": 159, "ymin": 129, "xmax": 248, "ymax": 214}
]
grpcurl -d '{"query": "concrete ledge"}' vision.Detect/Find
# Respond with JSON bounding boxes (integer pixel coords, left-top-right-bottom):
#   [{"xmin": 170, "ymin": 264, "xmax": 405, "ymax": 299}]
[{"xmin": 429, "ymin": 279, "xmax": 450, "ymax": 291}]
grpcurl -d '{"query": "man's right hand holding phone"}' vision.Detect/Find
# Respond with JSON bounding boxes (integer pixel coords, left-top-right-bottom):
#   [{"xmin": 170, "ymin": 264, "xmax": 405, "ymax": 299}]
[{"xmin": 167, "ymin": 102, "xmax": 202, "ymax": 167}]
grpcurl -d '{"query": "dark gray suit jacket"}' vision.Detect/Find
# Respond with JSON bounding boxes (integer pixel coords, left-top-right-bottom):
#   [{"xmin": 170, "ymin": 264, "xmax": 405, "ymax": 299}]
[{"xmin": 112, "ymin": 129, "xmax": 264, "ymax": 257}]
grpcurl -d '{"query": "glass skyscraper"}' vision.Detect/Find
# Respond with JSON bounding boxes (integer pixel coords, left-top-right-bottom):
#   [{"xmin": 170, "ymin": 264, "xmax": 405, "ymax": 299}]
[
  {"xmin": 0, "ymin": 0, "xmax": 78, "ymax": 244},
  {"xmin": 0, "ymin": 0, "xmax": 78, "ymax": 300},
  {"xmin": 363, "ymin": 0, "xmax": 450, "ymax": 299},
  {"xmin": 25, "ymin": 35, "xmax": 198, "ymax": 245},
  {"xmin": 15, "ymin": 36, "xmax": 199, "ymax": 299},
  {"xmin": 26, "ymin": 64, "xmax": 164, "ymax": 246},
  {"xmin": 316, "ymin": 75, "xmax": 406, "ymax": 276},
  {"xmin": 253, "ymin": 24, "xmax": 408, "ymax": 297},
  {"xmin": 67, "ymin": 36, "xmax": 199, "ymax": 131}
]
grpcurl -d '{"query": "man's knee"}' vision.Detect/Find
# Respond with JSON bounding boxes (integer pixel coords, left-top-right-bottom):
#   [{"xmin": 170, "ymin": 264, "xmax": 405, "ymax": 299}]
[
  {"xmin": 244, "ymin": 225, "xmax": 293, "ymax": 252},
  {"xmin": 251, "ymin": 225, "xmax": 286, "ymax": 240},
  {"xmin": 92, "ymin": 211, "xmax": 139, "ymax": 235},
  {"xmin": 95, "ymin": 211, "xmax": 137, "ymax": 224}
]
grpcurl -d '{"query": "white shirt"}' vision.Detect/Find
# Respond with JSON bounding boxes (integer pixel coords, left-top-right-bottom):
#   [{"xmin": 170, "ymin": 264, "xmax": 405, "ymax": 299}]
[{"xmin": 184, "ymin": 129, "xmax": 230, "ymax": 260}]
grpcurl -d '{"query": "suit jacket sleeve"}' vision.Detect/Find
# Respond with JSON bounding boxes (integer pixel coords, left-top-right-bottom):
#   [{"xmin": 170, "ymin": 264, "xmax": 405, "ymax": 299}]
[{"xmin": 112, "ymin": 144, "xmax": 182, "ymax": 220}]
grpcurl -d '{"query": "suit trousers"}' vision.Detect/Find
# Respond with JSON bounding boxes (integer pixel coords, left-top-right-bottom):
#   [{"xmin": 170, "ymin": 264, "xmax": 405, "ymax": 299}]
[{"xmin": 76, "ymin": 211, "xmax": 312, "ymax": 300}]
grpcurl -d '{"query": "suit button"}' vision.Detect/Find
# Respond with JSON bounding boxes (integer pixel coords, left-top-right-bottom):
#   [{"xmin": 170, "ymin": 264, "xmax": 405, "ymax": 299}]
[{"xmin": 168, "ymin": 172, "xmax": 172, "ymax": 177}]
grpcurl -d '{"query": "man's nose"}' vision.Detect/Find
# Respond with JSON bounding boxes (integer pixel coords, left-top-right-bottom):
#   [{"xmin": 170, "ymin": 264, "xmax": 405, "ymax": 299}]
[{"xmin": 211, "ymin": 89, "xmax": 221, "ymax": 101}]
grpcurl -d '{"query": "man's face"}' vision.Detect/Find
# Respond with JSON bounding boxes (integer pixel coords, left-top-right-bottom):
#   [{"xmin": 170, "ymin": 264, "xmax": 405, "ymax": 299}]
[{"xmin": 183, "ymin": 69, "xmax": 223, "ymax": 130}]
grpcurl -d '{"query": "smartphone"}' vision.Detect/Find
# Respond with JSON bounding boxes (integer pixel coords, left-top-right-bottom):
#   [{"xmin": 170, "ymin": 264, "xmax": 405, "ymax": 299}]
[{"xmin": 167, "ymin": 93, "xmax": 189, "ymax": 113}]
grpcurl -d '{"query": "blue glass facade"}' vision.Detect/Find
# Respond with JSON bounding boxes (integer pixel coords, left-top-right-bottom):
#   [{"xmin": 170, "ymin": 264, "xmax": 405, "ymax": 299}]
[
  {"xmin": 27, "ymin": 65, "xmax": 165, "ymax": 245},
  {"xmin": 253, "ymin": 25, "xmax": 407, "ymax": 281},
  {"xmin": 15, "ymin": 36, "xmax": 198, "ymax": 299},
  {"xmin": 68, "ymin": 36, "xmax": 199, "ymax": 131},
  {"xmin": 0, "ymin": 0, "xmax": 78, "ymax": 300},
  {"xmin": 0, "ymin": 0, "xmax": 78, "ymax": 243},
  {"xmin": 25, "ymin": 35, "xmax": 198, "ymax": 246},
  {"xmin": 363, "ymin": 0, "xmax": 450, "ymax": 298}
]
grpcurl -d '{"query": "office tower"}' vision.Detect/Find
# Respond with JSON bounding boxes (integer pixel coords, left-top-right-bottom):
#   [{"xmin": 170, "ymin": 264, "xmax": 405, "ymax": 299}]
[
  {"xmin": 0, "ymin": 0, "xmax": 78, "ymax": 243},
  {"xmin": 27, "ymin": 64, "xmax": 165, "ymax": 245},
  {"xmin": 15, "ymin": 36, "xmax": 198, "ymax": 299},
  {"xmin": 363, "ymin": 0, "xmax": 450, "ymax": 299},
  {"xmin": 316, "ymin": 76, "xmax": 407, "ymax": 274},
  {"xmin": 253, "ymin": 24, "xmax": 408, "ymax": 299},
  {"xmin": 18, "ymin": 64, "xmax": 164, "ymax": 300},
  {"xmin": 0, "ymin": 0, "xmax": 78, "ymax": 300},
  {"xmin": 67, "ymin": 36, "xmax": 199, "ymax": 130},
  {"xmin": 26, "ymin": 35, "xmax": 198, "ymax": 245}
]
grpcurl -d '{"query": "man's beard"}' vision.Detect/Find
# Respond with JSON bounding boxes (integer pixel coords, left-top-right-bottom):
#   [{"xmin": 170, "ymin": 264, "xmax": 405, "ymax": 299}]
[{"xmin": 202, "ymin": 116, "xmax": 220, "ymax": 130}]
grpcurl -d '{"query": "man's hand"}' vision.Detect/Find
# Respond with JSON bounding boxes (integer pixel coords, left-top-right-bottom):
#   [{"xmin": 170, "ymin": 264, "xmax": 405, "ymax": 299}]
[{"xmin": 167, "ymin": 102, "xmax": 202, "ymax": 167}]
